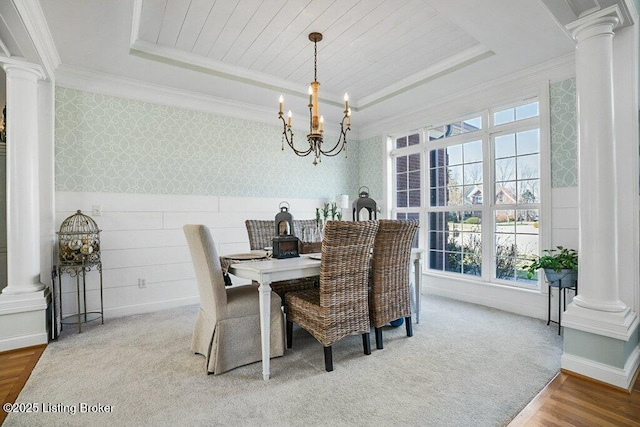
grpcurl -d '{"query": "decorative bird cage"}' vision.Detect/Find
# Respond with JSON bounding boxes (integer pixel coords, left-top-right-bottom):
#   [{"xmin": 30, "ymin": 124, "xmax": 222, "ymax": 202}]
[{"xmin": 57, "ymin": 210, "xmax": 101, "ymax": 266}]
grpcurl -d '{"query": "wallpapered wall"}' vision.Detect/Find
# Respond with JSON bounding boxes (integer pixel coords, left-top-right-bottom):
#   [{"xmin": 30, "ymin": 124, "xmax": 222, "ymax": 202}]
[
  {"xmin": 55, "ymin": 79, "xmax": 577, "ymax": 205},
  {"xmin": 353, "ymin": 134, "xmax": 384, "ymax": 201},
  {"xmin": 55, "ymin": 87, "xmax": 361, "ymax": 200},
  {"xmin": 550, "ymin": 78, "xmax": 577, "ymax": 188}
]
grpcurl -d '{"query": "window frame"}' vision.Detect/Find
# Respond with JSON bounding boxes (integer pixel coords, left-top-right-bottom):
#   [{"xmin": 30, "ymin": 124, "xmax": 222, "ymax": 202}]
[
  {"xmin": 390, "ymin": 131, "xmax": 424, "ymax": 249},
  {"xmin": 387, "ymin": 89, "xmax": 551, "ymax": 291}
]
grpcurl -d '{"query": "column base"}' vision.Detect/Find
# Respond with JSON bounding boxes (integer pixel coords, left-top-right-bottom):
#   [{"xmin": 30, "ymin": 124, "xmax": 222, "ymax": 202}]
[
  {"xmin": 561, "ymin": 301, "xmax": 640, "ymax": 390},
  {"xmin": 2, "ymin": 283, "xmax": 46, "ymax": 295},
  {"xmin": 0, "ymin": 289, "xmax": 49, "ymax": 352},
  {"xmin": 562, "ymin": 301, "xmax": 638, "ymax": 340}
]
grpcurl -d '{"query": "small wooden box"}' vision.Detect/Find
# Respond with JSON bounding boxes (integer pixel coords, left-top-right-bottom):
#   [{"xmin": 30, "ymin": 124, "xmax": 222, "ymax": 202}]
[
  {"xmin": 272, "ymin": 236, "xmax": 300, "ymax": 259},
  {"xmin": 300, "ymin": 242, "xmax": 322, "ymax": 254}
]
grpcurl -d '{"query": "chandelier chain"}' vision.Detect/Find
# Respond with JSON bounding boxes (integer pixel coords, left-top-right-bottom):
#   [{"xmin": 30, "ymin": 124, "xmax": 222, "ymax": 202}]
[{"xmin": 313, "ymin": 40, "xmax": 317, "ymax": 82}]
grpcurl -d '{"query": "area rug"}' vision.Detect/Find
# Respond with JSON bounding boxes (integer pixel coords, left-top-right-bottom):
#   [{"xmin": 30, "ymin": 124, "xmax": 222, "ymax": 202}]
[{"xmin": 5, "ymin": 295, "xmax": 562, "ymax": 426}]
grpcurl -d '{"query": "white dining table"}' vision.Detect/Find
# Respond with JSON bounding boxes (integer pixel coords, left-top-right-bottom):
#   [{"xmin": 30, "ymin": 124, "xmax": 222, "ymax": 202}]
[{"xmin": 228, "ymin": 249, "xmax": 424, "ymax": 380}]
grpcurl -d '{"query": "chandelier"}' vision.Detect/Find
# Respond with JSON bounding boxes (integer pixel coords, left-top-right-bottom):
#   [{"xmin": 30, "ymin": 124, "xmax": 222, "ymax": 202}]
[{"xmin": 278, "ymin": 32, "xmax": 351, "ymax": 165}]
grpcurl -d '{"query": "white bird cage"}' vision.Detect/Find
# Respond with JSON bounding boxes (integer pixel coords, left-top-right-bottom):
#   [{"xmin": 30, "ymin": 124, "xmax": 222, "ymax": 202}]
[{"xmin": 57, "ymin": 210, "xmax": 101, "ymax": 266}]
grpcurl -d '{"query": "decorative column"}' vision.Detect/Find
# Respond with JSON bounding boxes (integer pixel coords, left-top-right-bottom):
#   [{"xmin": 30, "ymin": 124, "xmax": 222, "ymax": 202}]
[
  {"xmin": 1, "ymin": 63, "xmax": 44, "ymax": 295},
  {"xmin": 561, "ymin": 6, "xmax": 639, "ymax": 390},
  {"xmin": 572, "ymin": 16, "xmax": 625, "ymax": 312}
]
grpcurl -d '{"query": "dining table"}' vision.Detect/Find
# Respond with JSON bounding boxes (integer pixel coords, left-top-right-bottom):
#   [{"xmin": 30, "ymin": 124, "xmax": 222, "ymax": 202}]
[{"xmin": 227, "ymin": 249, "xmax": 424, "ymax": 380}]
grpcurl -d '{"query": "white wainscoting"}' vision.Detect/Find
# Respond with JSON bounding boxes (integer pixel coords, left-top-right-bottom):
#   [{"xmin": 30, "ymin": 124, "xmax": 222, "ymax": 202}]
[
  {"xmin": 55, "ymin": 191, "xmax": 325, "ymax": 318},
  {"xmin": 551, "ymin": 187, "xmax": 579, "ymax": 249},
  {"xmin": 425, "ymin": 186, "xmax": 579, "ymax": 320}
]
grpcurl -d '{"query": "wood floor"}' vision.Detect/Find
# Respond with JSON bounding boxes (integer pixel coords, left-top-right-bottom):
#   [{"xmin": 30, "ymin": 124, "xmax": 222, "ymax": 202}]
[
  {"xmin": 509, "ymin": 370, "xmax": 640, "ymax": 426},
  {"xmin": 0, "ymin": 345, "xmax": 46, "ymax": 426},
  {"xmin": 0, "ymin": 344, "xmax": 638, "ymax": 426}
]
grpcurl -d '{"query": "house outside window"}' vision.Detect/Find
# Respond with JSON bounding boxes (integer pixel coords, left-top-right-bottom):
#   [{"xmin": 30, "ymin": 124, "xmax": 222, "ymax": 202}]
[{"xmin": 390, "ymin": 98, "xmax": 544, "ymax": 289}]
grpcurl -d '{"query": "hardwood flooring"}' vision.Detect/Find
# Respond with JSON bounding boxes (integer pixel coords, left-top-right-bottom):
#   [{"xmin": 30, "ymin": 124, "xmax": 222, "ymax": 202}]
[
  {"xmin": 0, "ymin": 345, "xmax": 46, "ymax": 426},
  {"xmin": 509, "ymin": 370, "xmax": 640, "ymax": 426},
  {"xmin": 0, "ymin": 344, "xmax": 638, "ymax": 426}
]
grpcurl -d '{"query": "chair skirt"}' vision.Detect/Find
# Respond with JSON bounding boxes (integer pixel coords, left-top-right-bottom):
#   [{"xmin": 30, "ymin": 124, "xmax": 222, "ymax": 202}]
[{"xmin": 191, "ymin": 285, "xmax": 285, "ymax": 374}]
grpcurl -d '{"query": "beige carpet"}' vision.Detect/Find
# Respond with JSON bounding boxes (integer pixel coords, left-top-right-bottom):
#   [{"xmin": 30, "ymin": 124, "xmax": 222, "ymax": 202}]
[{"xmin": 5, "ymin": 295, "xmax": 562, "ymax": 426}]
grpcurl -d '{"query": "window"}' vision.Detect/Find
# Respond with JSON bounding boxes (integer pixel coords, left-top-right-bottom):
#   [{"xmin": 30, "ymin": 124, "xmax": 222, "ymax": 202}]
[
  {"xmin": 390, "ymin": 99, "xmax": 543, "ymax": 288},
  {"xmin": 491, "ymin": 102, "xmax": 540, "ymax": 284},
  {"xmin": 392, "ymin": 133, "xmax": 421, "ymax": 248}
]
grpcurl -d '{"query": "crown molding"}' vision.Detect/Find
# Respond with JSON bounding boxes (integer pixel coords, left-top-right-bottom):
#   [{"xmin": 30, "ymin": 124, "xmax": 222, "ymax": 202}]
[
  {"xmin": 53, "ymin": 64, "xmax": 350, "ymax": 137},
  {"xmin": 11, "ymin": 0, "xmax": 60, "ymax": 81},
  {"xmin": 0, "ymin": 36, "xmax": 9, "ymax": 58},
  {"xmin": 130, "ymin": 0, "xmax": 142, "ymax": 47},
  {"xmin": 358, "ymin": 53, "xmax": 575, "ymax": 140},
  {"xmin": 358, "ymin": 45, "xmax": 494, "ymax": 110},
  {"xmin": 566, "ymin": 3, "xmax": 634, "ymax": 35},
  {"xmin": 55, "ymin": 64, "xmax": 277, "ymax": 125}
]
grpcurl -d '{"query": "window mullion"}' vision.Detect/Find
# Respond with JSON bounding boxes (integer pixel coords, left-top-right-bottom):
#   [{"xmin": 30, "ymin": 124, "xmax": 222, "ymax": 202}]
[{"xmin": 482, "ymin": 120, "xmax": 493, "ymax": 282}]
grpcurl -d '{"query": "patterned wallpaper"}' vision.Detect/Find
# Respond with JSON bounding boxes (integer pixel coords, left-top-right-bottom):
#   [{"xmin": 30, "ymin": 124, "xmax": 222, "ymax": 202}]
[
  {"xmin": 550, "ymin": 78, "xmax": 578, "ymax": 188},
  {"xmin": 355, "ymin": 135, "xmax": 384, "ymax": 201},
  {"xmin": 55, "ymin": 88, "xmax": 359, "ymax": 199},
  {"xmin": 55, "ymin": 80, "xmax": 578, "ymax": 203}
]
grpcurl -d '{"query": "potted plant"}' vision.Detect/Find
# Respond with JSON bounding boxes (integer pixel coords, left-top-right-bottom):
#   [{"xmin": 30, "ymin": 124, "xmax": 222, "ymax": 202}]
[{"xmin": 525, "ymin": 246, "xmax": 578, "ymax": 285}]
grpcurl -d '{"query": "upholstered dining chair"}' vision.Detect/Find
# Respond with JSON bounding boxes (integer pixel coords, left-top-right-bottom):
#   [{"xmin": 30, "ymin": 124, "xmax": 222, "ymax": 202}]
[
  {"xmin": 183, "ymin": 224, "xmax": 285, "ymax": 375},
  {"xmin": 244, "ymin": 219, "xmax": 317, "ymax": 302},
  {"xmin": 285, "ymin": 220, "xmax": 379, "ymax": 372},
  {"xmin": 369, "ymin": 219, "xmax": 419, "ymax": 349}
]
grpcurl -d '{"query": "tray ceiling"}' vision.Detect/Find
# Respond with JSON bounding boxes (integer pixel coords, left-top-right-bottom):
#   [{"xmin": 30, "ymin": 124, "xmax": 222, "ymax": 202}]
[
  {"xmin": 35, "ymin": 0, "xmax": 578, "ymax": 127},
  {"xmin": 132, "ymin": 0, "xmax": 492, "ymax": 108}
]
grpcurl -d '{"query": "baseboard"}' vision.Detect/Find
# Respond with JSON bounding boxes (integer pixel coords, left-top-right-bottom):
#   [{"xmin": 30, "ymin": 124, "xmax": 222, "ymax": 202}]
[
  {"xmin": 102, "ymin": 296, "xmax": 200, "ymax": 318},
  {"xmin": 425, "ymin": 284, "xmax": 544, "ymax": 320},
  {"xmin": 0, "ymin": 332, "xmax": 48, "ymax": 352},
  {"xmin": 561, "ymin": 345, "xmax": 640, "ymax": 391}
]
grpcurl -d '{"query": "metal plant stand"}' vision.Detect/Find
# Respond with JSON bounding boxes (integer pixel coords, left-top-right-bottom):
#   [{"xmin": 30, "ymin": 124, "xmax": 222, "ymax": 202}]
[
  {"xmin": 58, "ymin": 260, "xmax": 103, "ymax": 333},
  {"xmin": 547, "ymin": 278, "xmax": 578, "ymax": 335}
]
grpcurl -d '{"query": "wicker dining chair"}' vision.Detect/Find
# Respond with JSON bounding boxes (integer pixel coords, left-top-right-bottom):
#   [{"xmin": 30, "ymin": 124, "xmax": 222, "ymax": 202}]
[
  {"xmin": 244, "ymin": 219, "xmax": 318, "ymax": 302},
  {"xmin": 285, "ymin": 220, "xmax": 379, "ymax": 372},
  {"xmin": 370, "ymin": 219, "xmax": 419, "ymax": 349},
  {"xmin": 183, "ymin": 225, "xmax": 285, "ymax": 374},
  {"xmin": 293, "ymin": 219, "xmax": 317, "ymax": 242}
]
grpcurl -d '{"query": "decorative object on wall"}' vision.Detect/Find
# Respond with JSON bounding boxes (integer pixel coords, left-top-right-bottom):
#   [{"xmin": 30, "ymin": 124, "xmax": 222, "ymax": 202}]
[
  {"xmin": 56, "ymin": 210, "xmax": 103, "ymax": 333},
  {"xmin": 278, "ymin": 32, "xmax": 351, "ymax": 165},
  {"xmin": 353, "ymin": 186, "xmax": 377, "ymax": 221}
]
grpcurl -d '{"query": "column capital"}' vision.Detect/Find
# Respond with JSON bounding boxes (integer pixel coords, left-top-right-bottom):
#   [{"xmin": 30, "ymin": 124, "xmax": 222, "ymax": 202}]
[
  {"xmin": 566, "ymin": 4, "xmax": 629, "ymax": 41},
  {"xmin": 0, "ymin": 57, "xmax": 45, "ymax": 81}
]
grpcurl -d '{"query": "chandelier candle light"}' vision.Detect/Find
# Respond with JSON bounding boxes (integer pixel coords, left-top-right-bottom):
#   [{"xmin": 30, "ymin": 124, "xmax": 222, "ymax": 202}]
[{"xmin": 278, "ymin": 32, "xmax": 351, "ymax": 165}]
